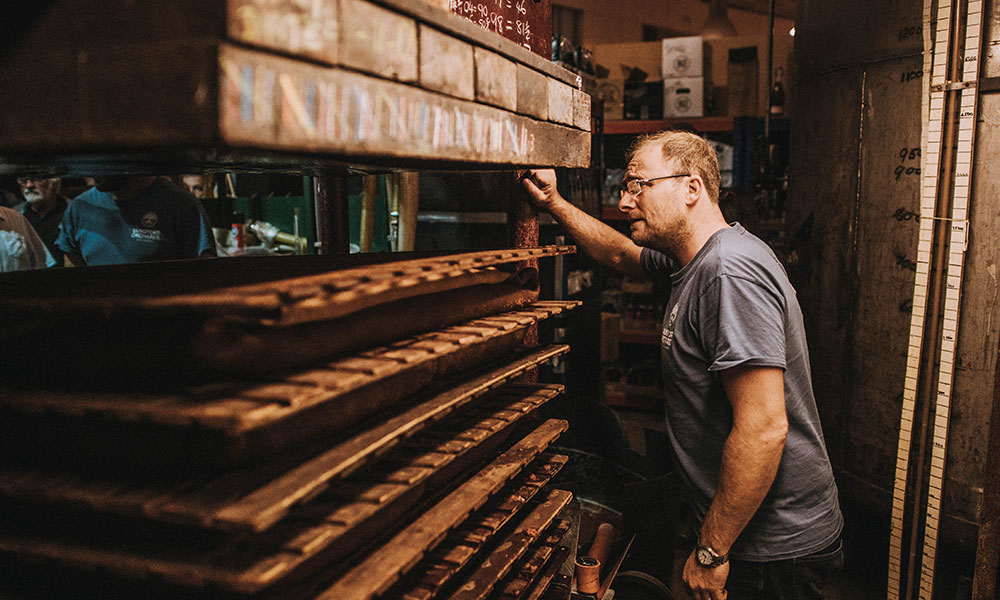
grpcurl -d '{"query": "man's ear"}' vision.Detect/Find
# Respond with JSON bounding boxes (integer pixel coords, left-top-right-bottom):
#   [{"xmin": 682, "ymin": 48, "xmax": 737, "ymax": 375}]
[{"xmin": 685, "ymin": 175, "xmax": 703, "ymax": 205}]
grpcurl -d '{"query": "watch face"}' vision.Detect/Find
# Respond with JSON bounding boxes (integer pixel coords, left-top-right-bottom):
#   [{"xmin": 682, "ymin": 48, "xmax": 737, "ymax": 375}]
[{"xmin": 696, "ymin": 546, "xmax": 713, "ymax": 566}]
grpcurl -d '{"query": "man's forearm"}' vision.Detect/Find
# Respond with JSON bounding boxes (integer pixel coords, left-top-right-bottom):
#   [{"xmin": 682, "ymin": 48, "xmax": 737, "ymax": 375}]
[
  {"xmin": 699, "ymin": 420, "xmax": 786, "ymax": 554},
  {"xmin": 545, "ymin": 195, "xmax": 646, "ymax": 279}
]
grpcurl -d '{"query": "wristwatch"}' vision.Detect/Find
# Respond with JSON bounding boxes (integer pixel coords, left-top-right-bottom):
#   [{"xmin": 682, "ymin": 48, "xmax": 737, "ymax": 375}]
[{"xmin": 695, "ymin": 544, "xmax": 729, "ymax": 568}]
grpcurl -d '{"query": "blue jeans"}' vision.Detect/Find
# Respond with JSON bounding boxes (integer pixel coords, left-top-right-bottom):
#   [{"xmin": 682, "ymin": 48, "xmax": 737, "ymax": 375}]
[{"xmin": 726, "ymin": 539, "xmax": 845, "ymax": 600}]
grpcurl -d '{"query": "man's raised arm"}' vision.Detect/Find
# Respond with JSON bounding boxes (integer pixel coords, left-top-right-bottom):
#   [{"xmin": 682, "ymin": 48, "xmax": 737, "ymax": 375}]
[{"xmin": 520, "ymin": 169, "xmax": 646, "ymax": 280}]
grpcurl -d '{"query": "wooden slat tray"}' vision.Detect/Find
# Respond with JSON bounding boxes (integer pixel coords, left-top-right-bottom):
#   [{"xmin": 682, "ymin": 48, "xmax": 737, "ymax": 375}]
[
  {"xmin": 0, "ymin": 247, "xmax": 575, "ymax": 383},
  {"xmin": 447, "ymin": 506, "xmax": 572, "ymax": 600},
  {"xmin": 0, "ymin": 302, "xmax": 581, "ymax": 471},
  {"xmin": 0, "ymin": 419, "xmax": 569, "ymax": 599},
  {"xmin": 312, "ymin": 420, "xmax": 568, "ymax": 600},
  {"xmin": 0, "ymin": 247, "xmax": 573, "ymax": 322},
  {"xmin": 500, "ymin": 526, "xmax": 574, "ymax": 600},
  {"xmin": 0, "ymin": 0, "xmax": 590, "ymax": 173},
  {"xmin": 0, "ymin": 349, "xmax": 567, "ymax": 533},
  {"xmin": 391, "ymin": 483, "xmax": 572, "ymax": 600}
]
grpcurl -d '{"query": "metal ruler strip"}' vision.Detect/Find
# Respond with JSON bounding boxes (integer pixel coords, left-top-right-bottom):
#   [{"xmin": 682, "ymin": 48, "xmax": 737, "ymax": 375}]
[
  {"xmin": 917, "ymin": 0, "xmax": 983, "ymax": 596},
  {"xmin": 888, "ymin": 0, "xmax": 944, "ymax": 597}
]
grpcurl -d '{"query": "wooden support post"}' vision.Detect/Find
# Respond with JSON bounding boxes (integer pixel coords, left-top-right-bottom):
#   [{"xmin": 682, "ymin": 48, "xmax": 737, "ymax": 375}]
[
  {"xmin": 314, "ymin": 171, "xmax": 350, "ymax": 255},
  {"xmin": 360, "ymin": 175, "xmax": 377, "ymax": 252},
  {"xmin": 396, "ymin": 172, "xmax": 419, "ymax": 252},
  {"xmin": 510, "ymin": 177, "xmax": 540, "ymax": 352}
]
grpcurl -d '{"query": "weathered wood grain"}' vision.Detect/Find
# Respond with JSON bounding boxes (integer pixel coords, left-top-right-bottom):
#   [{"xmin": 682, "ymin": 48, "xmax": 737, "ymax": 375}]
[
  {"xmin": 227, "ymin": 0, "xmax": 339, "ymax": 64},
  {"xmin": 419, "ymin": 24, "xmax": 475, "ymax": 100},
  {"xmin": 547, "ymin": 78, "xmax": 575, "ymax": 127},
  {"xmin": 516, "ymin": 64, "xmax": 549, "ymax": 120},
  {"xmin": 339, "ymin": 0, "xmax": 417, "ymax": 81},
  {"xmin": 475, "ymin": 47, "xmax": 519, "ymax": 111}
]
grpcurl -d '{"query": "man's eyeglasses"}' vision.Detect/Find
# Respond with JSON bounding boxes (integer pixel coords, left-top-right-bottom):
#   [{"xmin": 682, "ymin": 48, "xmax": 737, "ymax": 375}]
[{"xmin": 620, "ymin": 173, "xmax": 690, "ymax": 196}]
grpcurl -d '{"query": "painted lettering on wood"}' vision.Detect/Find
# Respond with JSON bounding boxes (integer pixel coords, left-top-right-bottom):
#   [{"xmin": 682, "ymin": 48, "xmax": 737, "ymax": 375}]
[{"xmin": 219, "ymin": 44, "xmax": 589, "ymax": 166}]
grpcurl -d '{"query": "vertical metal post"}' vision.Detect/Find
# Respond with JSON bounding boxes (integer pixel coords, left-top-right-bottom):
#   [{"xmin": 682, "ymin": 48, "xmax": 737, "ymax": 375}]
[{"xmin": 314, "ymin": 170, "xmax": 350, "ymax": 255}]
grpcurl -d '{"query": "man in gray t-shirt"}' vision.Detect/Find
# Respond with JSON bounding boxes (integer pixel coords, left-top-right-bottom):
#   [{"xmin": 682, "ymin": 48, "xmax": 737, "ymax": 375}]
[{"xmin": 520, "ymin": 130, "xmax": 842, "ymax": 600}]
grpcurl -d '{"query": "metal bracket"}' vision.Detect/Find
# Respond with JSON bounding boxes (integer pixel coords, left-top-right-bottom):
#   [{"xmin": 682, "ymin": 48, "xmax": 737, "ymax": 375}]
[{"xmin": 930, "ymin": 80, "xmax": 978, "ymax": 92}]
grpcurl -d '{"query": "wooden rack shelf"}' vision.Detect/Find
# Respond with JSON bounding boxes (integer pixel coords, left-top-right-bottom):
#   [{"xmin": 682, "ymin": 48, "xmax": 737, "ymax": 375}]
[{"xmin": 0, "ymin": 0, "xmax": 591, "ymax": 175}]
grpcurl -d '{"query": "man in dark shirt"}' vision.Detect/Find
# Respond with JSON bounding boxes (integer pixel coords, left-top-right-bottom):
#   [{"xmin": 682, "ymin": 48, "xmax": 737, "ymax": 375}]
[
  {"xmin": 16, "ymin": 176, "xmax": 67, "ymax": 265},
  {"xmin": 56, "ymin": 176, "xmax": 216, "ymax": 267}
]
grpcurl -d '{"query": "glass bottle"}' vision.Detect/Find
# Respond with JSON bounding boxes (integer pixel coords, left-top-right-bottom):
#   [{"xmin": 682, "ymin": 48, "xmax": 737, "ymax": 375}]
[{"xmin": 769, "ymin": 67, "xmax": 786, "ymax": 115}]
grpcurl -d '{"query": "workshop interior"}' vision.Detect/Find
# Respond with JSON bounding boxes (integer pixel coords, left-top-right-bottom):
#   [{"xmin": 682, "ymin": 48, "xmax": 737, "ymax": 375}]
[{"xmin": 0, "ymin": 1, "xmax": 998, "ymax": 599}]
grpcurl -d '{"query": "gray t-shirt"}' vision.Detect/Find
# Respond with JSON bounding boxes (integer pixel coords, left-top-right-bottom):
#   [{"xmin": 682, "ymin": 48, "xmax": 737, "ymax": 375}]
[{"xmin": 641, "ymin": 223, "xmax": 842, "ymax": 560}]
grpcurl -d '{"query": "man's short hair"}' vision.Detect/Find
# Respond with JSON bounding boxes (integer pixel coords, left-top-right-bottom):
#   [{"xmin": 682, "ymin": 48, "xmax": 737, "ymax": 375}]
[{"xmin": 627, "ymin": 130, "xmax": 721, "ymax": 203}]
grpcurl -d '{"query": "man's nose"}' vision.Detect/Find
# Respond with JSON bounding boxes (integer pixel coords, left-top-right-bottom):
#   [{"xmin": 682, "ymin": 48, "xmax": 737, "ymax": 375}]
[{"xmin": 618, "ymin": 191, "xmax": 636, "ymax": 213}]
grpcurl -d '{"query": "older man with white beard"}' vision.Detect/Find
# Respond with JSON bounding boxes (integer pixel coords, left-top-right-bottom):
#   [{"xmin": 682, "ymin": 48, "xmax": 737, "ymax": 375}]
[{"xmin": 16, "ymin": 176, "xmax": 68, "ymax": 265}]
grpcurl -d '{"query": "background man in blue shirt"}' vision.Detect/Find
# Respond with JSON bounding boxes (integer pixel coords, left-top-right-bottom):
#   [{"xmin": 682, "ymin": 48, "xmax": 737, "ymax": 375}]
[{"xmin": 57, "ymin": 176, "xmax": 216, "ymax": 266}]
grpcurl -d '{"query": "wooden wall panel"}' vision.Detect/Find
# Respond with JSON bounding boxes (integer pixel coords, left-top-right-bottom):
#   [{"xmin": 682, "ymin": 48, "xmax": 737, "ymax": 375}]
[{"xmin": 786, "ymin": 66, "xmax": 862, "ymax": 474}]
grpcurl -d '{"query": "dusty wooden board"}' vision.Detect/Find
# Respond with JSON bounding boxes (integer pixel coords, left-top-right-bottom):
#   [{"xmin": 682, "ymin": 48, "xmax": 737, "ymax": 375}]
[
  {"xmin": 516, "ymin": 64, "xmax": 549, "ymax": 120},
  {"xmin": 0, "ymin": 302, "xmax": 581, "ymax": 471},
  {"xmin": 419, "ymin": 23, "xmax": 475, "ymax": 100},
  {"xmin": 547, "ymin": 79, "xmax": 575, "ymax": 127},
  {"xmin": 0, "ymin": 394, "xmax": 565, "ymax": 596},
  {"xmin": 572, "ymin": 88, "xmax": 592, "ymax": 132},
  {"xmin": 315, "ymin": 419, "xmax": 568, "ymax": 600},
  {"xmin": 474, "ymin": 47, "xmax": 518, "ymax": 111},
  {"xmin": 227, "ymin": 0, "xmax": 340, "ymax": 65},
  {"xmin": 340, "ymin": 0, "xmax": 418, "ymax": 82}
]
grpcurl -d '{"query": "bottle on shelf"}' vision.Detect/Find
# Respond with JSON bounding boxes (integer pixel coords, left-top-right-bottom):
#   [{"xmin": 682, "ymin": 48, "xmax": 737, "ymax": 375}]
[{"xmin": 769, "ymin": 67, "xmax": 785, "ymax": 115}]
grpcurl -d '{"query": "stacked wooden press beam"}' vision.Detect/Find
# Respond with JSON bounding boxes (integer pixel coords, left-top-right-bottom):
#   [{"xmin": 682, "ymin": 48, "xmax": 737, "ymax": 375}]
[
  {"xmin": 0, "ymin": 0, "xmax": 591, "ymax": 173},
  {"xmin": 0, "ymin": 248, "xmax": 581, "ymax": 599}
]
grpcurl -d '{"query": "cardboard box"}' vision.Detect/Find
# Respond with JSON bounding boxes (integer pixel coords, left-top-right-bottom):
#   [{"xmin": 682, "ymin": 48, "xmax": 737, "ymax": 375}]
[
  {"xmin": 595, "ymin": 79, "xmax": 624, "ymax": 121},
  {"xmin": 662, "ymin": 36, "xmax": 711, "ymax": 79},
  {"xmin": 592, "ymin": 41, "xmax": 662, "ymax": 81},
  {"xmin": 663, "ymin": 78, "xmax": 704, "ymax": 118}
]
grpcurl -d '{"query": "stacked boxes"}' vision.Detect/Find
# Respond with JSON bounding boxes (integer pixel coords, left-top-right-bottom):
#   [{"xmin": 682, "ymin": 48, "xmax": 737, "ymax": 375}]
[
  {"xmin": 591, "ymin": 41, "xmax": 662, "ymax": 120},
  {"xmin": 661, "ymin": 36, "xmax": 710, "ymax": 118}
]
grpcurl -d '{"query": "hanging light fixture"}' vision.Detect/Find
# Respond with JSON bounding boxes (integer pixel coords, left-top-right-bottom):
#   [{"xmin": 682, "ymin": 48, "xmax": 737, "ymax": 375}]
[{"xmin": 702, "ymin": 0, "xmax": 739, "ymax": 39}]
